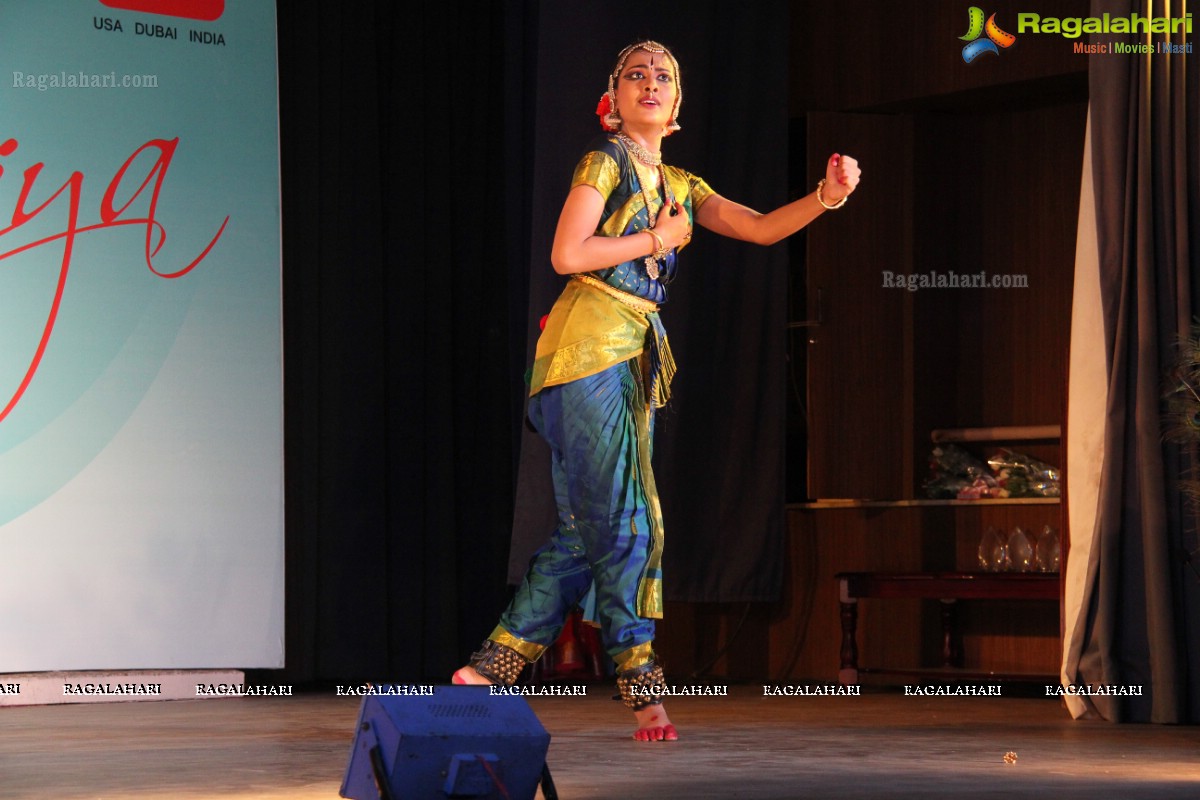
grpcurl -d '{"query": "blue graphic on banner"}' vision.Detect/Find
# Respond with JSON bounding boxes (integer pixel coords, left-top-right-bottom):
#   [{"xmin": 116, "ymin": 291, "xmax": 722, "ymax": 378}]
[{"xmin": 0, "ymin": 1, "xmax": 283, "ymax": 671}]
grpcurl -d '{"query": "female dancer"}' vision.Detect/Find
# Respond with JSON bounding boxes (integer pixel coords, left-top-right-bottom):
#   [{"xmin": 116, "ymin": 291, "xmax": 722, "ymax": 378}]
[{"xmin": 454, "ymin": 40, "xmax": 860, "ymax": 742}]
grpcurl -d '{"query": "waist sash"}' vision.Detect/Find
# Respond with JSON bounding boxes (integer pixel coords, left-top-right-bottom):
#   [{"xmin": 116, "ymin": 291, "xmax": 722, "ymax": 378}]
[{"xmin": 529, "ymin": 274, "xmax": 676, "ymax": 409}]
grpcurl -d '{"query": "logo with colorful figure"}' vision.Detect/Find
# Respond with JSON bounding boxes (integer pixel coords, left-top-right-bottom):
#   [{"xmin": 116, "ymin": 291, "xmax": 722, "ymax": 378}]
[{"xmin": 960, "ymin": 7, "xmax": 1017, "ymax": 62}]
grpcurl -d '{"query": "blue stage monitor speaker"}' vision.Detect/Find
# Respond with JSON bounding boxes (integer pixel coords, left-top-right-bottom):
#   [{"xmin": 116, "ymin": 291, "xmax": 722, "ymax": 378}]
[{"xmin": 339, "ymin": 685, "xmax": 551, "ymax": 800}]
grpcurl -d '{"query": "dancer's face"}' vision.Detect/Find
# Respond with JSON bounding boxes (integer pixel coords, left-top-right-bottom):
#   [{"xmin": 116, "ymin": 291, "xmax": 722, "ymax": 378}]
[{"xmin": 614, "ymin": 49, "xmax": 678, "ymax": 131}]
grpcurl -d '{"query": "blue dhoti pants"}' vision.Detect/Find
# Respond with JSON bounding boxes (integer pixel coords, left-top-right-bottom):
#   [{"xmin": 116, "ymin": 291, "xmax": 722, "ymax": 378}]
[{"xmin": 492, "ymin": 360, "xmax": 659, "ymax": 671}]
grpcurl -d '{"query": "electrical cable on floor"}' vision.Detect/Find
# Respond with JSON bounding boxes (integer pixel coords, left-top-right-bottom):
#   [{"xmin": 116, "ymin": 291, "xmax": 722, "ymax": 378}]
[
  {"xmin": 773, "ymin": 529, "xmax": 819, "ymax": 683},
  {"xmin": 478, "ymin": 755, "xmax": 512, "ymax": 800}
]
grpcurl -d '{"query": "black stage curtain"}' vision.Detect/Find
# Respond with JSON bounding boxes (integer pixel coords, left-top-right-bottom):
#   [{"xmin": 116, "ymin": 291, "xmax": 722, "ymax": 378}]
[
  {"xmin": 508, "ymin": 2, "xmax": 789, "ymax": 603},
  {"xmin": 1067, "ymin": 0, "xmax": 1200, "ymax": 721},
  {"xmin": 274, "ymin": 0, "xmax": 786, "ymax": 685}
]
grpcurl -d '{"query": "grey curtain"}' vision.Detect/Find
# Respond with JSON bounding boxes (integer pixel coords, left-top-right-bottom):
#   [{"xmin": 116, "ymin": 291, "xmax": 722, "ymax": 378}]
[{"xmin": 1066, "ymin": 0, "xmax": 1200, "ymax": 721}]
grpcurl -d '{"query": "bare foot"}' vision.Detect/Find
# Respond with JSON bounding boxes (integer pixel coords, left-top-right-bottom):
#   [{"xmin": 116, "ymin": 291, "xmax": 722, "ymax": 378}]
[
  {"xmin": 632, "ymin": 703, "xmax": 678, "ymax": 742},
  {"xmin": 451, "ymin": 666, "xmax": 492, "ymax": 685}
]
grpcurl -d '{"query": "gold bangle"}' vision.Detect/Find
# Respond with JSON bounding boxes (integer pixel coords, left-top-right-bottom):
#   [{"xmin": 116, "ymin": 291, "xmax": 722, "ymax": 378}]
[
  {"xmin": 644, "ymin": 228, "xmax": 665, "ymax": 254},
  {"xmin": 816, "ymin": 178, "xmax": 847, "ymax": 210}
]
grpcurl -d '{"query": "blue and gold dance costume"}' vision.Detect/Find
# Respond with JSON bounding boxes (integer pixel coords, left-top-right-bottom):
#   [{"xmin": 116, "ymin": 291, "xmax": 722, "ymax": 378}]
[{"xmin": 475, "ymin": 135, "xmax": 713, "ymax": 689}]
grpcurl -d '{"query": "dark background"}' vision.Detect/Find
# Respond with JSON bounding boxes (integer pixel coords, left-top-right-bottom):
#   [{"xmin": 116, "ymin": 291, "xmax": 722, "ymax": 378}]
[
  {"xmin": 268, "ymin": 0, "xmax": 1108, "ymax": 688},
  {"xmin": 273, "ymin": 0, "xmax": 792, "ymax": 684}
]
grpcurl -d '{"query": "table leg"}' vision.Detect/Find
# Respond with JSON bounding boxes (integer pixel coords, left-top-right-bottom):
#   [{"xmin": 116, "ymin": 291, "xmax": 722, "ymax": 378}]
[
  {"xmin": 839, "ymin": 597, "xmax": 859, "ymax": 686},
  {"xmin": 939, "ymin": 599, "xmax": 963, "ymax": 668}
]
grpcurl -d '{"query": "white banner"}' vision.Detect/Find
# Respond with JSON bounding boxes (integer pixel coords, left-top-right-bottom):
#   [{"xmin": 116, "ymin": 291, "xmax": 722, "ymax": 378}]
[{"xmin": 0, "ymin": 0, "xmax": 283, "ymax": 670}]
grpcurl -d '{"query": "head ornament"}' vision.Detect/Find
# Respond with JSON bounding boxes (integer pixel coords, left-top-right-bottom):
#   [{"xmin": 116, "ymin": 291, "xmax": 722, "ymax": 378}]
[{"xmin": 597, "ymin": 40, "xmax": 682, "ymax": 135}]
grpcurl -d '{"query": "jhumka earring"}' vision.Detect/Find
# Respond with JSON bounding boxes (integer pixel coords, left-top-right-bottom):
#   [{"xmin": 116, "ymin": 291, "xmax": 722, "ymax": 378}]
[{"xmin": 603, "ymin": 88, "xmax": 623, "ymax": 130}]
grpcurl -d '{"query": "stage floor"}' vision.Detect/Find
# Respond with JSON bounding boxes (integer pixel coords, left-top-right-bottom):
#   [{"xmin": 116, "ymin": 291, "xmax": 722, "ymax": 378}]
[{"xmin": 1, "ymin": 685, "xmax": 1198, "ymax": 799}]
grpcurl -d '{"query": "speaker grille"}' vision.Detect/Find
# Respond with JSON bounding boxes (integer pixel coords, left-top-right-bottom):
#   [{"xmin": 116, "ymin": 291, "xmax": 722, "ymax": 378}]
[{"xmin": 429, "ymin": 703, "xmax": 491, "ymax": 718}]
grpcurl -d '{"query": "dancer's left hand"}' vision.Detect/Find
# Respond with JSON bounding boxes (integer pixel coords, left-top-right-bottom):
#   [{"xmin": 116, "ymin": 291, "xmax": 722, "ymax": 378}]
[{"xmin": 823, "ymin": 153, "xmax": 861, "ymax": 203}]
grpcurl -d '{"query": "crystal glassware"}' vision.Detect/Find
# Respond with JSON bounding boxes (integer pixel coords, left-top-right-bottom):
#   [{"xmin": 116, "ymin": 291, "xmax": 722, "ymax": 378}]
[
  {"xmin": 1036, "ymin": 525, "xmax": 1061, "ymax": 572},
  {"xmin": 978, "ymin": 526, "xmax": 1007, "ymax": 571},
  {"xmin": 1008, "ymin": 526, "xmax": 1034, "ymax": 572}
]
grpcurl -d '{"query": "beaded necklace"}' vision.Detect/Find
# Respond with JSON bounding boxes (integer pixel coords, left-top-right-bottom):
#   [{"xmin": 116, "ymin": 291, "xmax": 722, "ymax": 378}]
[{"xmin": 617, "ymin": 132, "xmax": 662, "ymax": 166}]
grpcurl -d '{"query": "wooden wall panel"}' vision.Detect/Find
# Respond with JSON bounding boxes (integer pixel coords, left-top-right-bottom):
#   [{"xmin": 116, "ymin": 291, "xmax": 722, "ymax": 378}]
[
  {"xmin": 805, "ymin": 113, "xmax": 914, "ymax": 499},
  {"xmin": 658, "ymin": 1, "xmax": 1085, "ymax": 684},
  {"xmin": 911, "ymin": 101, "xmax": 1084, "ymax": 492},
  {"xmin": 790, "ymin": 0, "xmax": 1089, "ymax": 114},
  {"xmin": 768, "ymin": 507, "xmax": 945, "ymax": 682}
]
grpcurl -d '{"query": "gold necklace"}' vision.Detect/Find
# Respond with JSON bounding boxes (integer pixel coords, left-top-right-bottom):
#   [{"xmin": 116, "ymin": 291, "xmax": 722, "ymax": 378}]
[{"xmin": 617, "ymin": 132, "xmax": 662, "ymax": 166}]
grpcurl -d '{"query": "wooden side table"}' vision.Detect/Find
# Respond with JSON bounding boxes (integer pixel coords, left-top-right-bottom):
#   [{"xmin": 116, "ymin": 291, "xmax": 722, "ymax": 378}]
[{"xmin": 836, "ymin": 572, "xmax": 1060, "ymax": 684}]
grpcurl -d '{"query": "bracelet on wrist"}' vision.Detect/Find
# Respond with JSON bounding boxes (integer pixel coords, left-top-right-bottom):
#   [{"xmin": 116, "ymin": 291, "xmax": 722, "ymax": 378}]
[
  {"xmin": 816, "ymin": 178, "xmax": 848, "ymax": 210},
  {"xmin": 645, "ymin": 228, "xmax": 669, "ymax": 259}
]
